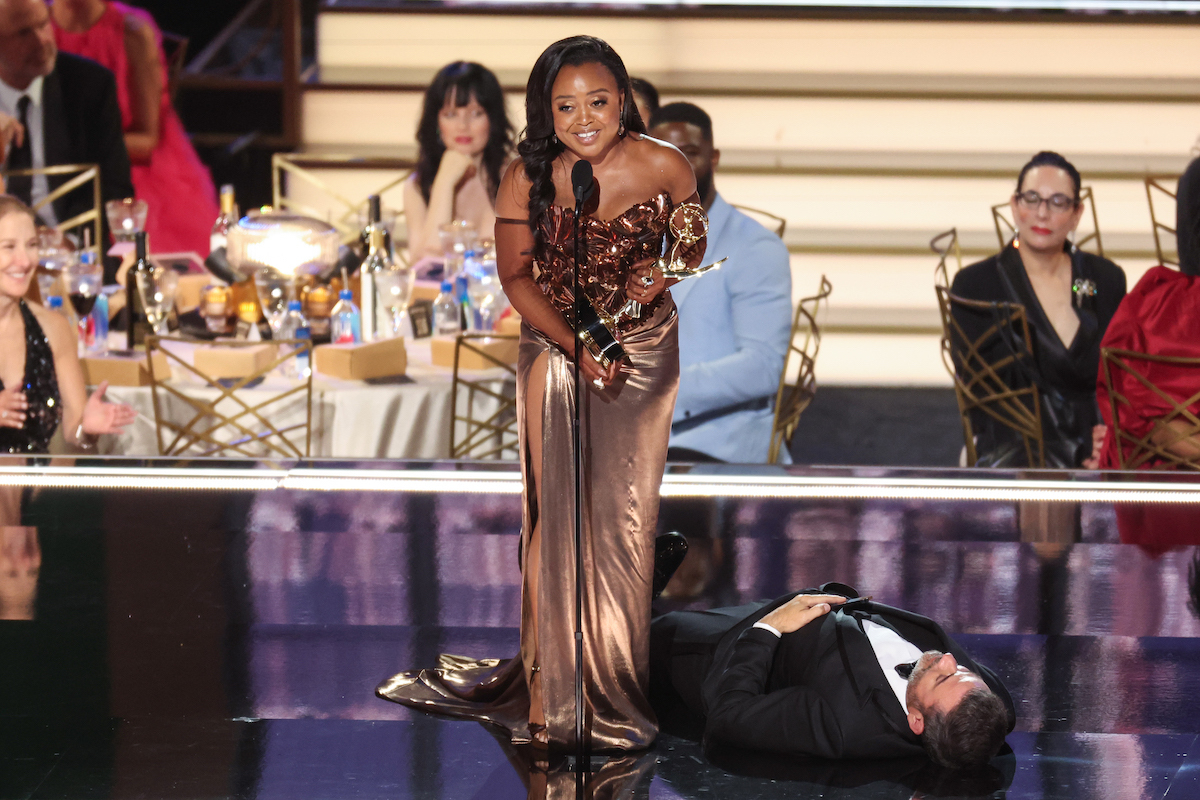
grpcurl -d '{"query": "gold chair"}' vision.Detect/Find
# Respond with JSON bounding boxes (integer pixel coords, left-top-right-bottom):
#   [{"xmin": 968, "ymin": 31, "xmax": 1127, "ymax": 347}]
[
  {"xmin": 449, "ymin": 333, "xmax": 519, "ymax": 460},
  {"xmin": 0, "ymin": 162, "xmax": 103, "ymax": 256},
  {"xmin": 272, "ymin": 152, "xmax": 412, "ymax": 261},
  {"xmin": 768, "ymin": 275, "xmax": 832, "ymax": 464},
  {"xmin": 935, "ymin": 275, "xmax": 1045, "ymax": 467},
  {"xmin": 1100, "ymin": 348, "xmax": 1200, "ymax": 471},
  {"xmin": 991, "ymin": 186, "xmax": 1103, "ymax": 257},
  {"xmin": 1145, "ymin": 175, "xmax": 1179, "ymax": 269},
  {"xmin": 146, "ymin": 336, "xmax": 314, "ymax": 458},
  {"xmin": 931, "ymin": 227, "xmax": 963, "ymax": 287},
  {"xmin": 732, "ymin": 204, "xmax": 786, "ymax": 239}
]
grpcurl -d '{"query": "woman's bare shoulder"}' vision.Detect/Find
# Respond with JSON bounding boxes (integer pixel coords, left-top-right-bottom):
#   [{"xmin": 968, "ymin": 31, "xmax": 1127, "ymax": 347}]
[{"xmin": 627, "ymin": 134, "xmax": 694, "ymax": 197}]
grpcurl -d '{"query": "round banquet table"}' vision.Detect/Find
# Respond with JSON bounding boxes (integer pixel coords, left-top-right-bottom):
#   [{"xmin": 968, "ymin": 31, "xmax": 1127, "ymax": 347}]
[{"xmin": 97, "ymin": 338, "xmax": 516, "ymax": 460}]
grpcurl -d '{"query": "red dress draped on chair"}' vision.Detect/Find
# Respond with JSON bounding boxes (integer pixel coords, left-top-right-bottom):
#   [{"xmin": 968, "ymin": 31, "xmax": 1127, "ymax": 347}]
[
  {"xmin": 54, "ymin": 2, "xmax": 219, "ymax": 256},
  {"xmin": 1096, "ymin": 266, "xmax": 1200, "ymax": 470}
]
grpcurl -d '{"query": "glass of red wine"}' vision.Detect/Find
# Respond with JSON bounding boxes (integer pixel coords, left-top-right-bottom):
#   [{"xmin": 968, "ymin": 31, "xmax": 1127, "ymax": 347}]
[{"xmin": 65, "ymin": 253, "xmax": 103, "ymax": 356}]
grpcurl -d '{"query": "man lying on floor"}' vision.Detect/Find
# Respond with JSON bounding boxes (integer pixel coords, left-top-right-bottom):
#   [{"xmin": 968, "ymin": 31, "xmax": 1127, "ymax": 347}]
[{"xmin": 649, "ymin": 583, "xmax": 1015, "ymax": 769}]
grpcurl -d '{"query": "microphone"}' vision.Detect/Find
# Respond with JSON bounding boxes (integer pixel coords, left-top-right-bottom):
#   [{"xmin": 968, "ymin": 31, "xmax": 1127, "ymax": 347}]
[{"xmin": 571, "ymin": 159, "xmax": 594, "ymax": 205}]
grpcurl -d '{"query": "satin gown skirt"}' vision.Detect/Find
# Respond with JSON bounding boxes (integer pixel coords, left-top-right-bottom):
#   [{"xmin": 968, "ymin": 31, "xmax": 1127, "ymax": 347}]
[{"xmin": 377, "ymin": 300, "xmax": 680, "ymax": 752}]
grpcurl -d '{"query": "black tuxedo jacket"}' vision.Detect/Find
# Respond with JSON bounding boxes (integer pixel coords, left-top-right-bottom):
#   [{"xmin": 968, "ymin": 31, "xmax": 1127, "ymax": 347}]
[
  {"xmin": 653, "ymin": 583, "xmax": 1015, "ymax": 761},
  {"xmin": 41, "ymin": 53, "xmax": 134, "ymax": 274}
]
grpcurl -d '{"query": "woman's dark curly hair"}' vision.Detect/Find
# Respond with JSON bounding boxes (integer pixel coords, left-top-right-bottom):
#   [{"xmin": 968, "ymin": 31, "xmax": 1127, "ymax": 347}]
[
  {"xmin": 518, "ymin": 36, "xmax": 645, "ymax": 236},
  {"xmin": 415, "ymin": 62, "xmax": 513, "ymax": 204}
]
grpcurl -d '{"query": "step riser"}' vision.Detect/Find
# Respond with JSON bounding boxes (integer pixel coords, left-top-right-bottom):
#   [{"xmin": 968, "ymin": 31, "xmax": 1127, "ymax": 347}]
[
  {"xmin": 303, "ymin": 89, "xmax": 1200, "ymax": 158},
  {"xmin": 317, "ymin": 14, "xmax": 1200, "ymax": 80}
]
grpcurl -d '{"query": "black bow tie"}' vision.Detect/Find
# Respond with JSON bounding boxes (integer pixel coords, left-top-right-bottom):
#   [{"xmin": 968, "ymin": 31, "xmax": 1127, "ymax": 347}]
[{"xmin": 895, "ymin": 661, "xmax": 917, "ymax": 680}]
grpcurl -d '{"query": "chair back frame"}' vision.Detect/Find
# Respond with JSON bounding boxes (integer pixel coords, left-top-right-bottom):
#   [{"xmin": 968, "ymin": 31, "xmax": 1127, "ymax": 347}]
[
  {"xmin": 991, "ymin": 186, "xmax": 1103, "ymax": 257},
  {"xmin": 768, "ymin": 275, "xmax": 832, "ymax": 464},
  {"xmin": 271, "ymin": 152, "xmax": 413, "ymax": 261},
  {"xmin": 731, "ymin": 203, "xmax": 786, "ymax": 239},
  {"xmin": 935, "ymin": 283, "xmax": 1045, "ymax": 468},
  {"xmin": 1145, "ymin": 175, "xmax": 1180, "ymax": 269},
  {"xmin": 146, "ymin": 336, "xmax": 314, "ymax": 459},
  {"xmin": 449, "ymin": 333, "xmax": 519, "ymax": 460},
  {"xmin": 0, "ymin": 162, "xmax": 103, "ymax": 258},
  {"xmin": 1100, "ymin": 347, "xmax": 1200, "ymax": 471}
]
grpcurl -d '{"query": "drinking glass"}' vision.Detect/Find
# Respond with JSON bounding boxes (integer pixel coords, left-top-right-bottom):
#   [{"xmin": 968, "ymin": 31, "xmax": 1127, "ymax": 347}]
[
  {"xmin": 135, "ymin": 266, "xmax": 179, "ymax": 336},
  {"xmin": 465, "ymin": 257, "xmax": 504, "ymax": 332},
  {"xmin": 64, "ymin": 256, "xmax": 103, "ymax": 354},
  {"xmin": 375, "ymin": 268, "xmax": 414, "ymax": 338},
  {"xmin": 438, "ymin": 220, "xmax": 477, "ymax": 280},
  {"xmin": 254, "ymin": 268, "xmax": 290, "ymax": 337},
  {"xmin": 36, "ymin": 227, "xmax": 72, "ymax": 300},
  {"xmin": 105, "ymin": 198, "xmax": 149, "ymax": 243}
]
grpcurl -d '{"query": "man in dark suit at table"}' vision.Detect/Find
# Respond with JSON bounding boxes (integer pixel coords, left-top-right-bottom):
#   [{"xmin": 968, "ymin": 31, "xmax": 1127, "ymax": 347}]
[
  {"xmin": 0, "ymin": 0, "xmax": 133, "ymax": 278},
  {"xmin": 649, "ymin": 583, "xmax": 1015, "ymax": 769}
]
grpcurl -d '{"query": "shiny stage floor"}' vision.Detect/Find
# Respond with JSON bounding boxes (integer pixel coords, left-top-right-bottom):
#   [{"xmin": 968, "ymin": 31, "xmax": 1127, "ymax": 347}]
[{"xmin": 3, "ymin": 460, "xmax": 1200, "ymax": 799}]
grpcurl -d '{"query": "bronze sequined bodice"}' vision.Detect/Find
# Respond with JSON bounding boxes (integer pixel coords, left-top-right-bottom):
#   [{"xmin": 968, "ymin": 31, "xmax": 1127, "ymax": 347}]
[
  {"xmin": 534, "ymin": 192, "xmax": 673, "ymax": 333},
  {"xmin": 0, "ymin": 300, "xmax": 62, "ymax": 454}
]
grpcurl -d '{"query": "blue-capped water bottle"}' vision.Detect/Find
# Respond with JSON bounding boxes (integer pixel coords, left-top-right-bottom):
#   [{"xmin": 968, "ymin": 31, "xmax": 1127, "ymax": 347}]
[
  {"xmin": 433, "ymin": 280, "xmax": 461, "ymax": 336},
  {"xmin": 278, "ymin": 300, "xmax": 311, "ymax": 378},
  {"xmin": 330, "ymin": 289, "xmax": 361, "ymax": 344}
]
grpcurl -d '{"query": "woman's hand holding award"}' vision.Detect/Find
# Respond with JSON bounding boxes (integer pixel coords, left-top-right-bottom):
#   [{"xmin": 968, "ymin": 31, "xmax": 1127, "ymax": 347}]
[{"xmin": 576, "ymin": 202, "xmax": 726, "ymax": 370}]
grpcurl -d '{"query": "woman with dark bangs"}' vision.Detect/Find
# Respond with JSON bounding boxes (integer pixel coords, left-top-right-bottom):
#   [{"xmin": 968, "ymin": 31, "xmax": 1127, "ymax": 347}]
[{"xmin": 404, "ymin": 62, "xmax": 514, "ymax": 261}]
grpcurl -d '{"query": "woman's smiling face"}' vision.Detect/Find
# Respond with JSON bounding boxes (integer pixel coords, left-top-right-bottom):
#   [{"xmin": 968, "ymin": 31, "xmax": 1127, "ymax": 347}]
[
  {"xmin": 550, "ymin": 61, "xmax": 624, "ymax": 160},
  {"xmin": 0, "ymin": 211, "xmax": 38, "ymax": 300}
]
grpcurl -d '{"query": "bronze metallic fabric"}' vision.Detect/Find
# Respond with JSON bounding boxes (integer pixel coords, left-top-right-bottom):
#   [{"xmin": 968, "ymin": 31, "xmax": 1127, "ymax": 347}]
[{"xmin": 378, "ymin": 196, "xmax": 682, "ymax": 752}]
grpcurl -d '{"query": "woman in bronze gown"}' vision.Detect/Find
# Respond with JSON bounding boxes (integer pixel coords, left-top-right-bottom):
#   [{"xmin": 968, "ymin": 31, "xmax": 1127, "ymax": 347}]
[{"xmin": 378, "ymin": 36, "xmax": 705, "ymax": 752}]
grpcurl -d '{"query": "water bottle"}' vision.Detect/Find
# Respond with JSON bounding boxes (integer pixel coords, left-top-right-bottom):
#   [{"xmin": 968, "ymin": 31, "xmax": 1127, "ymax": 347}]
[
  {"xmin": 433, "ymin": 280, "xmax": 461, "ymax": 336},
  {"xmin": 91, "ymin": 292, "xmax": 109, "ymax": 355},
  {"xmin": 330, "ymin": 289, "xmax": 361, "ymax": 344},
  {"xmin": 47, "ymin": 295, "xmax": 65, "ymax": 315},
  {"xmin": 278, "ymin": 300, "xmax": 311, "ymax": 378}
]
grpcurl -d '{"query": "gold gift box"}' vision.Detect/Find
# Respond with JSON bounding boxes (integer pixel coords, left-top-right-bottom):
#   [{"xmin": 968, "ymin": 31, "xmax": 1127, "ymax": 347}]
[
  {"xmin": 314, "ymin": 337, "xmax": 407, "ymax": 380},
  {"xmin": 193, "ymin": 343, "xmax": 279, "ymax": 379},
  {"xmin": 82, "ymin": 351, "xmax": 170, "ymax": 387},
  {"xmin": 430, "ymin": 335, "xmax": 519, "ymax": 370}
]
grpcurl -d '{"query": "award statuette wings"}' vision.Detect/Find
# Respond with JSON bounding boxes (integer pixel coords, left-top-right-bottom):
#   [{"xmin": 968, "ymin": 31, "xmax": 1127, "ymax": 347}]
[{"xmin": 574, "ymin": 201, "xmax": 726, "ymax": 369}]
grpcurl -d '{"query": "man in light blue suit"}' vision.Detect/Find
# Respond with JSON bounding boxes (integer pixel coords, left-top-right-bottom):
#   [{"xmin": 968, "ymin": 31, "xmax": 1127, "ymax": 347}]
[{"xmin": 650, "ymin": 103, "xmax": 793, "ymax": 463}]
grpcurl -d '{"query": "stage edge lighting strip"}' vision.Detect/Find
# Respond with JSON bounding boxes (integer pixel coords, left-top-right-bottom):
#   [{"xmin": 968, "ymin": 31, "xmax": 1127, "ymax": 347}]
[
  {"xmin": 3, "ymin": 465, "xmax": 1200, "ymax": 503},
  {"xmin": 505, "ymin": 0, "xmax": 1200, "ymax": 11}
]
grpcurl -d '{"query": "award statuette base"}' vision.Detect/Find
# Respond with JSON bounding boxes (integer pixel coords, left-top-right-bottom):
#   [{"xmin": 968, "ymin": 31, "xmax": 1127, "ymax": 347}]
[{"xmin": 576, "ymin": 298, "xmax": 627, "ymax": 370}]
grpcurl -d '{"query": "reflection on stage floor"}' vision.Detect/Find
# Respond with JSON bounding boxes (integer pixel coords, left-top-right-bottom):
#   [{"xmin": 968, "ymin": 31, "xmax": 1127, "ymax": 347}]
[{"xmin": 3, "ymin": 459, "xmax": 1200, "ymax": 799}]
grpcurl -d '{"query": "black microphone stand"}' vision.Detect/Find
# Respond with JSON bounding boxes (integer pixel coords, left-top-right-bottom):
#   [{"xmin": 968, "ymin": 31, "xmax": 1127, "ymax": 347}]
[{"xmin": 570, "ymin": 160, "xmax": 593, "ymax": 771}]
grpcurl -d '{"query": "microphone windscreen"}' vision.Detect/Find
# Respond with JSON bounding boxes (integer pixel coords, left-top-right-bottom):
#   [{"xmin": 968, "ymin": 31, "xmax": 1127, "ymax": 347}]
[{"xmin": 571, "ymin": 159, "xmax": 594, "ymax": 202}]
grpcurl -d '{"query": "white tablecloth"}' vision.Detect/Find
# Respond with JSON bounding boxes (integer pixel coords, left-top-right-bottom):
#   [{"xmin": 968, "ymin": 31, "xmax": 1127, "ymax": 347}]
[{"xmin": 100, "ymin": 339, "xmax": 515, "ymax": 459}]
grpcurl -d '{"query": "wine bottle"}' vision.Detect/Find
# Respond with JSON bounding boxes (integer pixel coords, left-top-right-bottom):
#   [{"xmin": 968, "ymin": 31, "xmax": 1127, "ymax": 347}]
[
  {"xmin": 209, "ymin": 184, "xmax": 238, "ymax": 254},
  {"xmin": 126, "ymin": 231, "xmax": 153, "ymax": 349},
  {"xmin": 358, "ymin": 194, "xmax": 392, "ymax": 260},
  {"xmin": 359, "ymin": 226, "xmax": 391, "ymax": 342}
]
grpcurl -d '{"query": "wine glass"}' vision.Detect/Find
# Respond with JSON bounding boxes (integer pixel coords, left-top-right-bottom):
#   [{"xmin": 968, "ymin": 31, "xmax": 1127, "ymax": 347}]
[
  {"xmin": 375, "ymin": 267, "xmax": 413, "ymax": 338},
  {"xmin": 64, "ymin": 256, "xmax": 103, "ymax": 354},
  {"xmin": 135, "ymin": 266, "xmax": 179, "ymax": 336},
  {"xmin": 438, "ymin": 220, "xmax": 477, "ymax": 280},
  {"xmin": 36, "ymin": 227, "xmax": 72, "ymax": 301},
  {"xmin": 104, "ymin": 198, "xmax": 148, "ymax": 243},
  {"xmin": 254, "ymin": 268, "xmax": 290, "ymax": 337}
]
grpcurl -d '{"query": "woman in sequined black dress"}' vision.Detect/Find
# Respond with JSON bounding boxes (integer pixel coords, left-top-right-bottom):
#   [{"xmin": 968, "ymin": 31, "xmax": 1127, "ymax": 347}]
[
  {"xmin": 379, "ymin": 37, "xmax": 705, "ymax": 752},
  {"xmin": 0, "ymin": 196, "xmax": 136, "ymax": 454}
]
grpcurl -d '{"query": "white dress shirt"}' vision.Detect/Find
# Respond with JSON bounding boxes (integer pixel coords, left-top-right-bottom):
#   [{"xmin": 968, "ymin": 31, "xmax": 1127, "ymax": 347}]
[
  {"xmin": 754, "ymin": 615, "xmax": 923, "ymax": 714},
  {"xmin": 0, "ymin": 75, "xmax": 57, "ymax": 225},
  {"xmin": 861, "ymin": 618, "xmax": 924, "ymax": 715}
]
